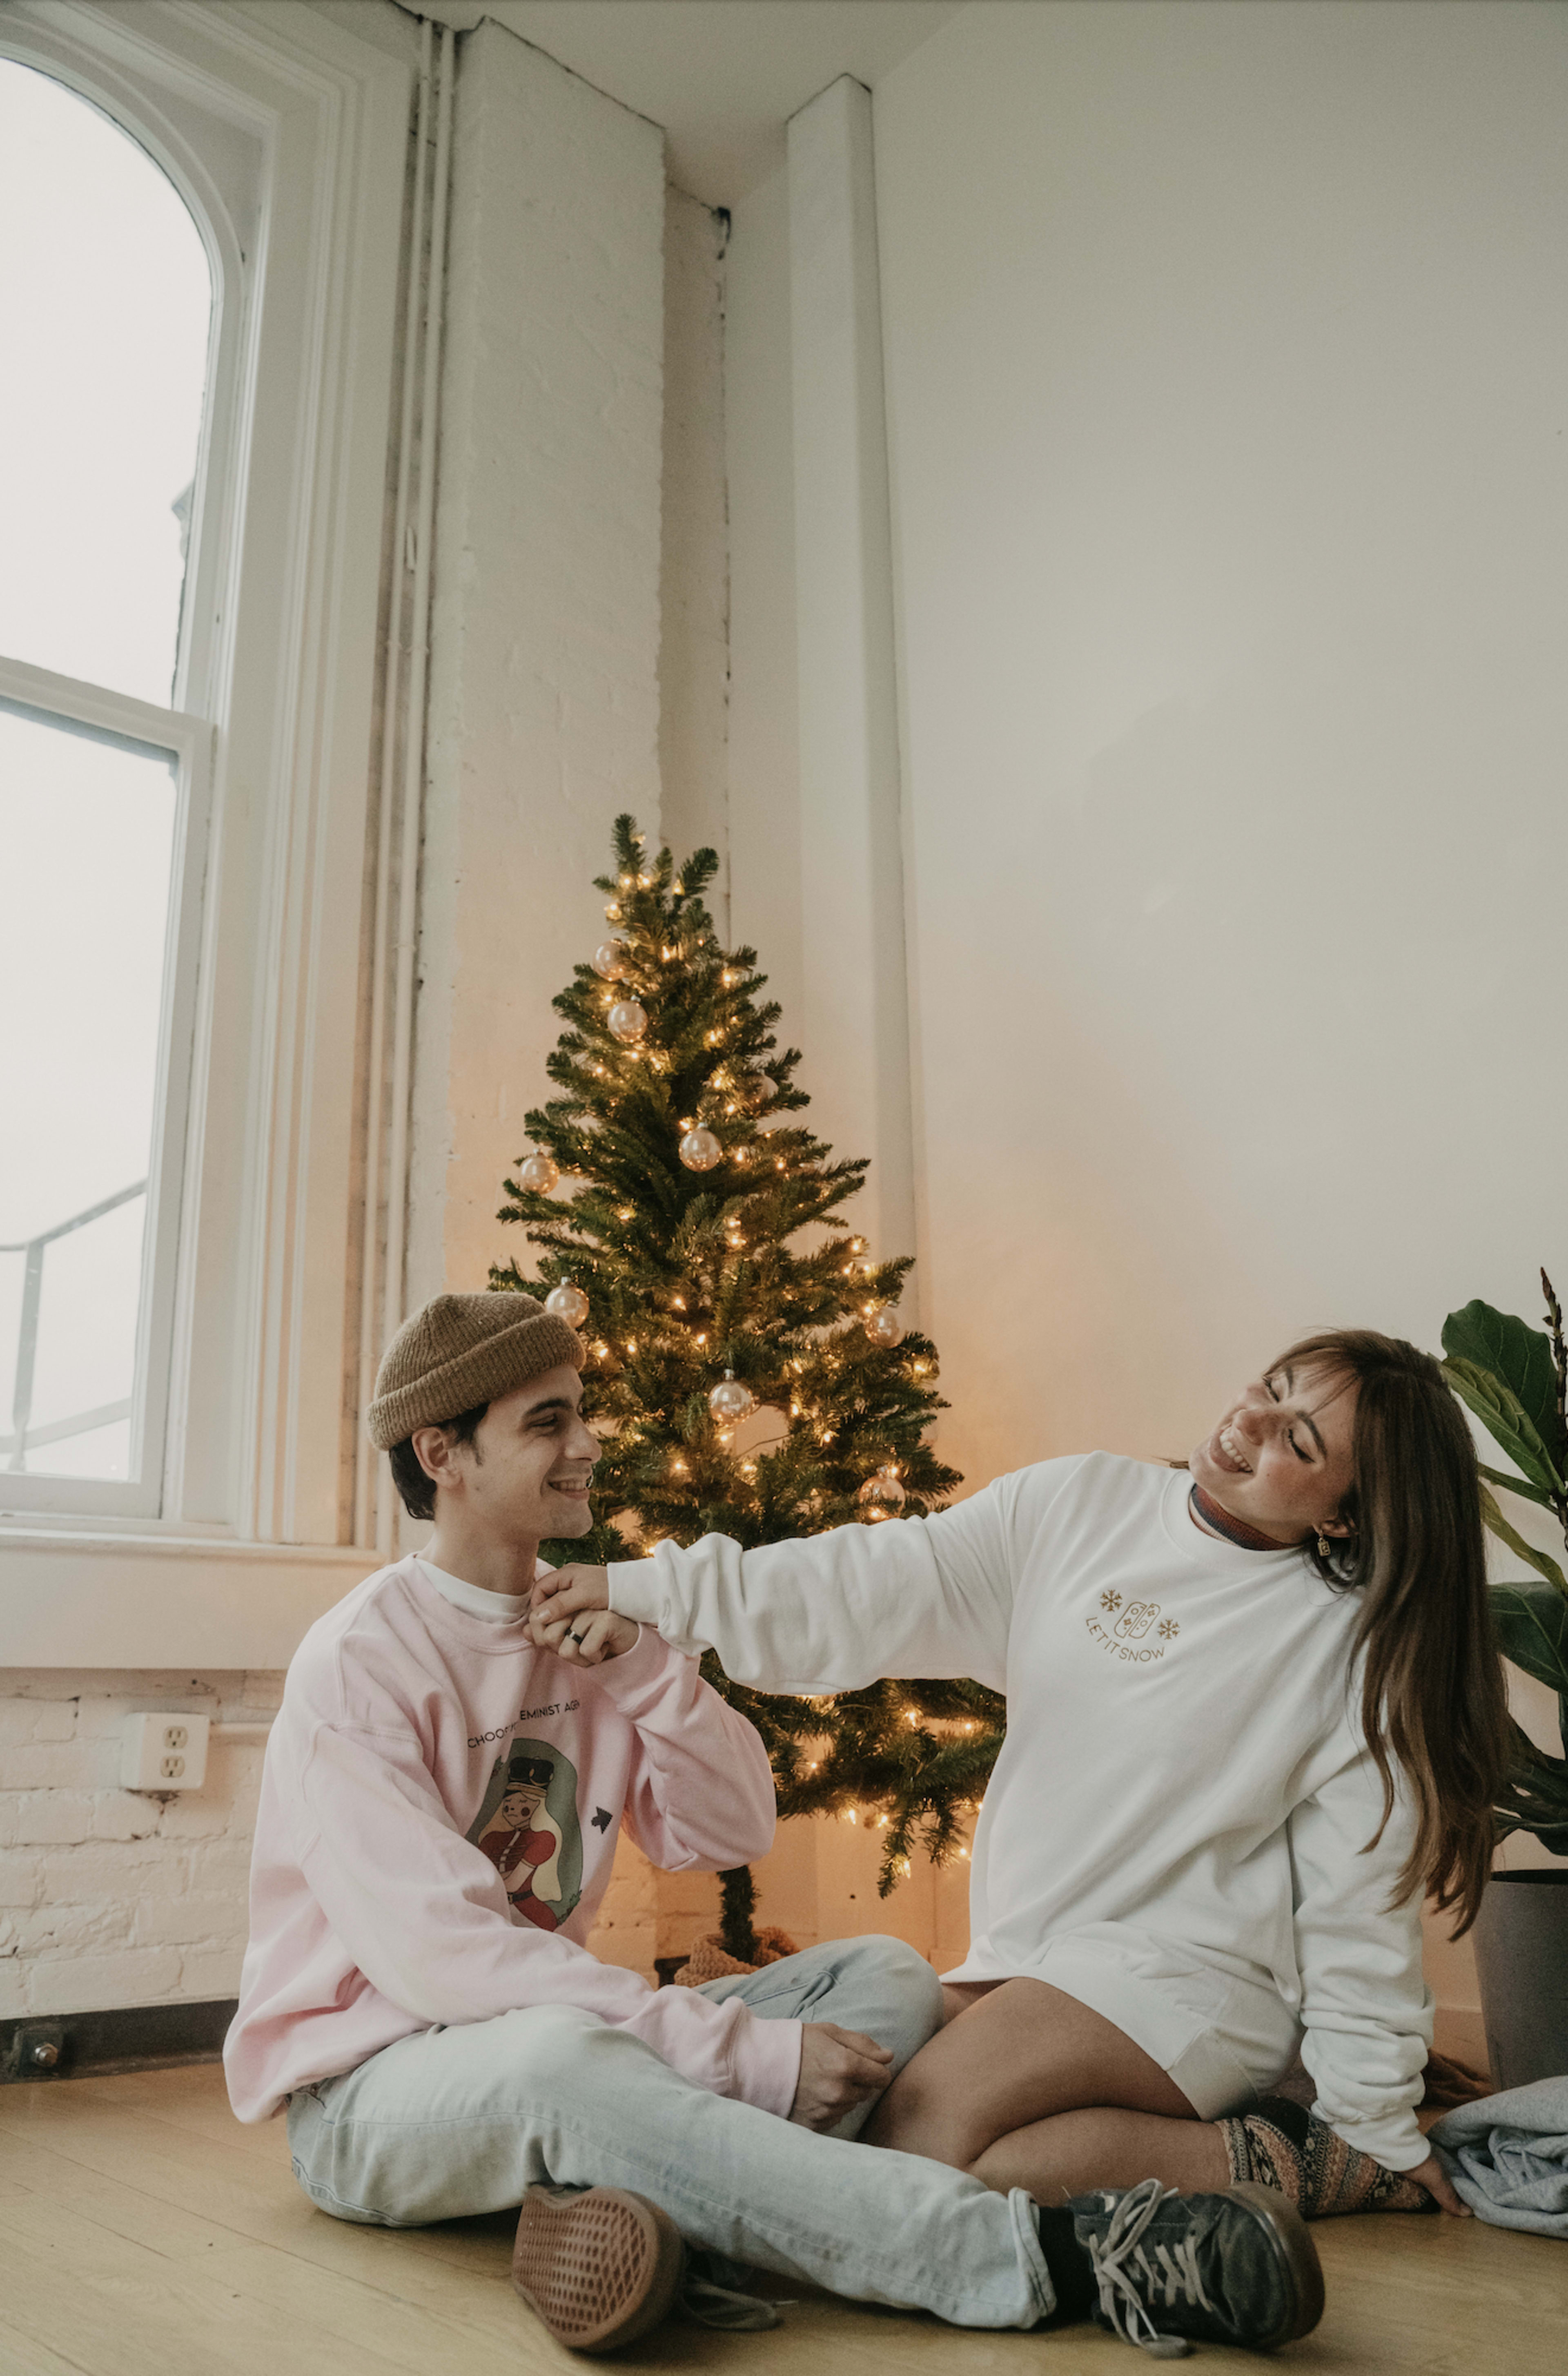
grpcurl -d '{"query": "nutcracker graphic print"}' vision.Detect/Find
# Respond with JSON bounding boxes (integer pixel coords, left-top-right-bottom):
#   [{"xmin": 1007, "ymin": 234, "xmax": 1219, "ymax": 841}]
[{"xmin": 468, "ymin": 1738, "xmax": 584, "ymax": 1931}]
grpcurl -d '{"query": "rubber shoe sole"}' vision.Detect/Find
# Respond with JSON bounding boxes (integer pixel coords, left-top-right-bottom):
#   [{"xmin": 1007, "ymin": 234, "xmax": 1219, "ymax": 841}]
[
  {"xmin": 511, "ymin": 2184, "xmax": 686, "ymax": 2354},
  {"xmin": 1226, "ymin": 2182, "xmax": 1325, "ymax": 2349}
]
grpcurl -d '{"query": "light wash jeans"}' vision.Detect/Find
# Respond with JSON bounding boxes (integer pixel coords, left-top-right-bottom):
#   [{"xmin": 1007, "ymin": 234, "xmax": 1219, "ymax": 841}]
[{"xmin": 286, "ymin": 1934, "xmax": 1054, "ymax": 2329}]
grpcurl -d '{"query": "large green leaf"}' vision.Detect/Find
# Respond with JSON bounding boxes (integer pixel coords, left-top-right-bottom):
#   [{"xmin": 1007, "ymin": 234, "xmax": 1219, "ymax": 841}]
[
  {"xmin": 1491, "ymin": 1580, "xmax": 1568, "ymax": 1695},
  {"xmin": 1479, "ymin": 1461, "xmax": 1555, "ymax": 1510},
  {"xmin": 1443, "ymin": 1301, "xmax": 1568, "ymax": 1471},
  {"xmin": 1496, "ymin": 1720, "xmax": 1568, "ymax": 1857},
  {"xmin": 1444, "ymin": 1356, "xmax": 1566, "ymax": 1497},
  {"xmin": 1480, "ymin": 1486, "xmax": 1568, "ymax": 1597}
]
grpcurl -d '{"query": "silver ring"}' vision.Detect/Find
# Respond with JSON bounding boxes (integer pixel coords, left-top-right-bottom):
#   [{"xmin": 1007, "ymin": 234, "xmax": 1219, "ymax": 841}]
[{"xmin": 566, "ymin": 1629, "xmax": 586, "ymax": 1646}]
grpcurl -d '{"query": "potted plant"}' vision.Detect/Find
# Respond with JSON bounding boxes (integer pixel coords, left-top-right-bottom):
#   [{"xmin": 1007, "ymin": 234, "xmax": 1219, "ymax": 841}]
[{"xmin": 1442, "ymin": 1274, "xmax": 1568, "ymax": 2088}]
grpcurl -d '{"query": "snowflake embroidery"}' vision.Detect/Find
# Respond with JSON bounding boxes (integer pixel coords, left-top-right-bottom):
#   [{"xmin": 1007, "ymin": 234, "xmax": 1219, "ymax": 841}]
[
  {"xmin": 1158, "ymin": 1618, "xmax": 1180, "ymax": 1640},
  {"xmin": 1100, "ymin": 1590, "xmax": 1123, "ymax": 1612}
]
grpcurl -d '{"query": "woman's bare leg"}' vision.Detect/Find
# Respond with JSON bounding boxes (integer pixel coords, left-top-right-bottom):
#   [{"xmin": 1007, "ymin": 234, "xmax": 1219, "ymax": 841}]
[
  {"xmin": 971, "ymin": 2107, "xmax": 1229, "ymax": 2205},
  {"xmin": 864, "ymin": 1977, "xmax": 1230, "ymax": 2202}
]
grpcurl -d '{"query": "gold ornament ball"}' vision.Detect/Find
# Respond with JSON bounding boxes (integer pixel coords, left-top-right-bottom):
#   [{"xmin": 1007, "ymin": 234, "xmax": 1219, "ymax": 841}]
[
  {"xmin": 518, "ymin": 1151, "xmax": 559, "ymax": 1194},
  {"xmin": 679, "ymin": 1126, "xmax": 722, "ymax": 1172},
  {"xmin": 857, "ymin": 1466, "xmax": 907, "ymax": 1520},
  {"xmin": 709, "ymin": 1372, "xmax": 755, "ymax": 1425},
  {"xmin": 607, "ymin": 999, "xmax": 648, "ymax": 1044},
  {"xmin": 544, "ymin": 1281, "xmax": 589, "ymax": 1327},
  {"xmin": 864, "ymin": 1304, "xmax": 904, "ymax": 1349},
  {"xmin": 593, "ymin": 939, "xmax": 631, "ymax": 981}
]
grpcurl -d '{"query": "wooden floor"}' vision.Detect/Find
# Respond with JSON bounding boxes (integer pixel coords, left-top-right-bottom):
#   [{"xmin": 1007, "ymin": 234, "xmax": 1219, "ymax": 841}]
[{"xmin": 0, "ymin": 2066, "xmax": 1560, "ymax": 2376}]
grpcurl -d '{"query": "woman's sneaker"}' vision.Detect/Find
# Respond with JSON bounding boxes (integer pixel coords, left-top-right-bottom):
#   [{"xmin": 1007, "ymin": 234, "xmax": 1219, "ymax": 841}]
[
  {"xmin": 512, "ymin": 2183, "xmax": 686, "ymax": 2353},
  {"xmin": 1063, "ymin": 2177, "xmax": 1325, "ymax": 2356}
]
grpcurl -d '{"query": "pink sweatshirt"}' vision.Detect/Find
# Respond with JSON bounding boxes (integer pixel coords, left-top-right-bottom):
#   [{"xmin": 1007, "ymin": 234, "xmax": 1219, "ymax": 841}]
[{"xmin": 224, "ymin": 1554, "xmax": 800, "ymax": 2123}]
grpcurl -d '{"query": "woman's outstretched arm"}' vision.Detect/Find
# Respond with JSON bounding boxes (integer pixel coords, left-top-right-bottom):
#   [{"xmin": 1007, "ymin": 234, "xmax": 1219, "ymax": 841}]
[{"xmin": 532, "ymin": 1470, "xmax": 1041, "ymax": 1692}]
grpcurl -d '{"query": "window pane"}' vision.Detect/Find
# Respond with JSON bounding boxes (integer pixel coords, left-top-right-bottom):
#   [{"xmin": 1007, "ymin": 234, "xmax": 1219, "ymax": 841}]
[
  {"xmin": 0, "ymin": 704, "xmax": 176, "ymax": 1479},
  {"xmin": 0, "ymin": 63, "xmax": 212, "ymax": 705}
]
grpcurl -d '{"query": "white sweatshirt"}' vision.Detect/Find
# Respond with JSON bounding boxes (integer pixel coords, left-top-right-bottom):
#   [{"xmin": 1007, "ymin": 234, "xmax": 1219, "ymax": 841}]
[
  {"xmin": 611, "ymin": 1454, "xmax": 1433, "ymax": 2171},
  {"xmin": 225, "ymin": 1554, "xmax": 799, "ymax": 2123}
]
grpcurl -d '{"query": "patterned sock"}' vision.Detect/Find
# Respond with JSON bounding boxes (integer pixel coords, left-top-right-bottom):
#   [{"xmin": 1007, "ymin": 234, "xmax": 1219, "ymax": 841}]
[{"xmin": 1216, "ymin": 2095, "xmax": 1435, "ymax": 2219}]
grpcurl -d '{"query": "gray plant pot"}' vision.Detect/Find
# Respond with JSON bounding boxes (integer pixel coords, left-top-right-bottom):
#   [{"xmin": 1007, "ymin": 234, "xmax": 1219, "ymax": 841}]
[{"xmin": 1472, "ymin": 1870, "xmax": 1568, "ymax": 2091}]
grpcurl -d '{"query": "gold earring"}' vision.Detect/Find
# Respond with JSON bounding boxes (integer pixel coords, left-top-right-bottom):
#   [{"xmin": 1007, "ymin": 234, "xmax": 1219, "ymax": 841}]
[{"xmin": 1317, "ymin": 1532, "xmax": 1332, "ymax": 1559}]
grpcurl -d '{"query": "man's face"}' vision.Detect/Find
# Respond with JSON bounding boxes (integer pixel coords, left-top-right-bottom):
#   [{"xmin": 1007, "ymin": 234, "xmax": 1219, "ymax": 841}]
[
  {"xmin": 415, "ymin": 1364, "xmax": 597, "ymax": 1543},
  {"xmin": 1189, "ymin": 1360, "xmax": 1358, "ymax": 1546}
]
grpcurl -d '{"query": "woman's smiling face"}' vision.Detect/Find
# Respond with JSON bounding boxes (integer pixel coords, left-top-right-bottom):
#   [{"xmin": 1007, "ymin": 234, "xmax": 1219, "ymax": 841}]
[{"xmin": 1190, "ymin": 1361, "xmax": 1359, "ymax": 1545}]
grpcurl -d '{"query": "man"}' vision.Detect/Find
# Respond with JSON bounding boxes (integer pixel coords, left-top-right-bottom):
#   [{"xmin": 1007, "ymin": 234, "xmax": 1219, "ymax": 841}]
[{"xmin": 226, "ymin": 1291, "xmax": 1322, "ymax": 2358}]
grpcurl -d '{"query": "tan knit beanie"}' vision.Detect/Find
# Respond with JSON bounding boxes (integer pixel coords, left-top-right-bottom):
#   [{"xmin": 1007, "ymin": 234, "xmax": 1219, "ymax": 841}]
[{"xmin": 368, "ymin": 1291, "xmax": 584, "ymax": 1449}]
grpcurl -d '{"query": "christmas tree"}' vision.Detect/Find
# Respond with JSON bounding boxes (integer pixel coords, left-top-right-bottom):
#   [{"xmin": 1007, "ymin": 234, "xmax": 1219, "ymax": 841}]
[{"xmin": 492, "ymin": 817, "xmax": 1004, "ymax": 1959}]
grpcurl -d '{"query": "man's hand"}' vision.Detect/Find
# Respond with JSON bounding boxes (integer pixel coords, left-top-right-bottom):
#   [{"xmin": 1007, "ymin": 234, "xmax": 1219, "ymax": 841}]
[
  {"xmin": 529, "ymin": 1566, "xmax": 633, "ymax": 1665},
  {"xmin": 788, "ymin": 2022, "xmax": 895, "ymax": 2131},
  {"xmin": 1408, "ymin": 2151, "xmax": 1470, "ymax": 2216}
]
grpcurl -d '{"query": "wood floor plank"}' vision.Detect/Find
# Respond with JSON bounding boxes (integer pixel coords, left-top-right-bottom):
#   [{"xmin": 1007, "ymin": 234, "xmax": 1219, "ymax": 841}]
[
  {"xmin": 54, "ymin": 2066, "xmax": 286, "ymax": 2162},
  {"xmin": 2, "ymin": 2128, "xmax": 285, "ymax": 2261},
  {"xmin": 0, "ymin": 2204, "xmax": 413, "ymax": 2376},
  {"xmin": 0, "ymin": 2323, "xmax": 95, "ymax": 2376},
  {"xmin": 198, "ymin": 2235, "xmax": 585, "ymax": 2376}
]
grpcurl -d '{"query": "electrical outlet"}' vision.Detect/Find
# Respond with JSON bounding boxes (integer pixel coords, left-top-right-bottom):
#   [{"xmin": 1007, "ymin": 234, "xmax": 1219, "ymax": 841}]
[{"xmin": 121, "ymin": 1711, "xmax": 209, "ymax": 1791}]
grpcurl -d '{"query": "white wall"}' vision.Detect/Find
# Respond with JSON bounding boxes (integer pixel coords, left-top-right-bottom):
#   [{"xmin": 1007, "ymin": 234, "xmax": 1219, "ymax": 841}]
[
  {"xmin": 723, "ymin": 0, "xmax": 1568, "ymax": 2052},
  {"xmin": 726, "ymin": 164, "xmax": 805, "ymax": 1040},
  {"xmin": 659, "ymin": 185, "xmax": 731, "ymax": 921},
  {"xmin": 866, "ymin": 0, "xmax": 1568, "ymax": 1489},
  {"xmin": 0, "ymin": 1673, "xmax": 278, "ymax": 2021},
  {"xmin": 410, "ymin": 18, "xmax": 666, "ymax": 1309}
]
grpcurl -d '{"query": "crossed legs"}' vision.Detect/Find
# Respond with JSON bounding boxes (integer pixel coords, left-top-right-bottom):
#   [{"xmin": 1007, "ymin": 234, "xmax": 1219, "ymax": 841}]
[{"xmin": 863, "ymin": 1978, "xmax": 1231, "ymax": 2206}]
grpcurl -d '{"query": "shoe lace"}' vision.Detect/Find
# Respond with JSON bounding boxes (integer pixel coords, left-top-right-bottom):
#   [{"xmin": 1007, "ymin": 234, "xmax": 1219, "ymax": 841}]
[{"xmin": 1083, "ymin": 2177, "xmax": 1214, "ymax": 2358}]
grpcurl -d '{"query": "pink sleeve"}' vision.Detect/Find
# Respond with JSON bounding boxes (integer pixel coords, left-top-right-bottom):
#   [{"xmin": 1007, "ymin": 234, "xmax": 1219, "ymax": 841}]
[
  {"xmin": 586, "ymin": 1626, "xmax": 779, "ymax": 1874},
  {"xmin": 291, "ymin": 1718, "xmax": 801, "ymax": 2117}
]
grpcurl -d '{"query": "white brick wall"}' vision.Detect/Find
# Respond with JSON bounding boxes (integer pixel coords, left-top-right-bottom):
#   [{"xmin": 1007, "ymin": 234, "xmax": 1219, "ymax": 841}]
[{"xmin": 0, "ymin": 1672, "xmax": 281, "ymax": 2019}]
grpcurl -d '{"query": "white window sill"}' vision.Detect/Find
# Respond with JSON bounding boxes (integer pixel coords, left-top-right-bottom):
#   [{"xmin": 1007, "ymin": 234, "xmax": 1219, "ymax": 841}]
[{"xmin": 0, "ymin": 1527, "xmax": 371, "ymax": 1669}]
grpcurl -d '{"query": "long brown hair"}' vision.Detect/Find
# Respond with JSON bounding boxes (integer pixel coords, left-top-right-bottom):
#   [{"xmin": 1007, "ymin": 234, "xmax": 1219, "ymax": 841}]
[{"xmin": 1275, "ymin": 1330, "xmax": 1510, "ymax": 1935}]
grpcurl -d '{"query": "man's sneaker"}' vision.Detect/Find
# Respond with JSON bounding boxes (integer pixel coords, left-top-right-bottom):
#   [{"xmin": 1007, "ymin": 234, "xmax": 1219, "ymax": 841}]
[
  {"xmin": 1065, "ymin": 2178, "xmax": 1325, "ymax": 2356},
  {"xmin": 512, "ymin": 2183, "xmax": 686, "ymax": 2354}
]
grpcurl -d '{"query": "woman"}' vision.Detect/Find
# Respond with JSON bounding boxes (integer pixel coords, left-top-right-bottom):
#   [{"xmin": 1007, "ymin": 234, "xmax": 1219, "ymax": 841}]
[{"xmin": 532, "ymin": 1332, "xmax": 1509, "ymax": 2220}]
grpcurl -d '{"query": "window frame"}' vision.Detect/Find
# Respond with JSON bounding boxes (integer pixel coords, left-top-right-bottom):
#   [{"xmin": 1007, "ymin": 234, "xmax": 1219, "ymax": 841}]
[
  {"xmin": 0, "ymin": 0, "xmax": 415, "ymax": 1658},
  {"xmin": 0, "ymin": 656, "xmax": 212, "ymax": 1518}
]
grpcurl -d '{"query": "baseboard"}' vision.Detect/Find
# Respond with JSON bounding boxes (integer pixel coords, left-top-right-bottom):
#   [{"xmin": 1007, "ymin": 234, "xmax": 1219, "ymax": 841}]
[{"xmin": 1, "ymin": 1998, "xmax": 236, "ymax": 2085}]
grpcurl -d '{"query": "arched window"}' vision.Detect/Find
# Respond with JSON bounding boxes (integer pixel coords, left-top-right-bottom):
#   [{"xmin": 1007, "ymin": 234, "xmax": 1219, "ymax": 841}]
[
  {"xmin": 0, "ymin": 0, "xmax": 408, "ymax": 1612},
  {"xmin": 0, "ymin": 59, "xmax": 213, "ymax": 1494}
]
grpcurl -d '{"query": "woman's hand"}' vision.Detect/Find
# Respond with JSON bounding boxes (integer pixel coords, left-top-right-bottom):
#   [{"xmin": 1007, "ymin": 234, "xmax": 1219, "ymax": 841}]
[
  {"xmin": 529, "ymin": 1566, "xmax": 627, "ymax": 1663},
  {"xmin": 1408, "ymin": 2151, "xmax": 1470, "ymax": 2215}
]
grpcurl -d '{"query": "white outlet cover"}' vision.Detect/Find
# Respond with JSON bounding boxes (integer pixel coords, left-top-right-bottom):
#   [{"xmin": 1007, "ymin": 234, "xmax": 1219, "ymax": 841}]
[{"xmin": 121, "ymin": 1711, "xmax": 210, "ymax": 1791}]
